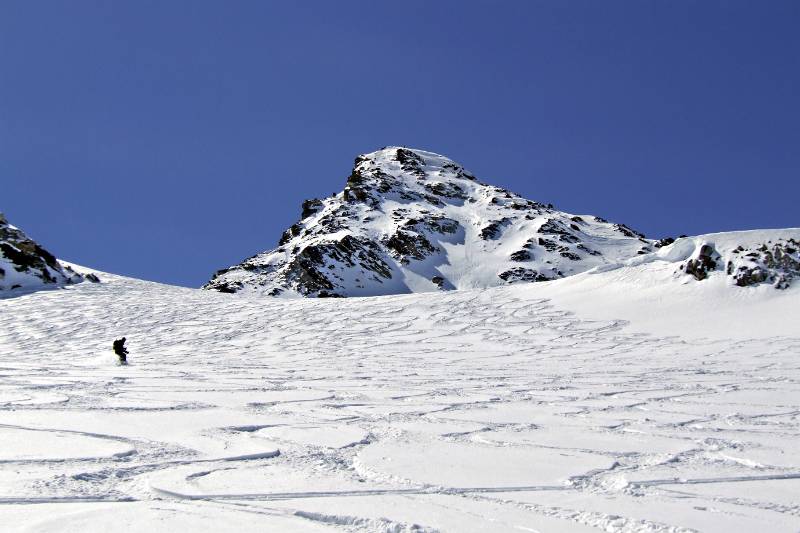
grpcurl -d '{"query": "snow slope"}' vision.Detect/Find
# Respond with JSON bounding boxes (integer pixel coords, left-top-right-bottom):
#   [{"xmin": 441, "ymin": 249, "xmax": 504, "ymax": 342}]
[
  {"xmin": 534, "ymin": 229, "xmax": 800, "ymax": 338},
  {"xmin": 204, "ymin": 147, "xmax": 652, "ymax": 297},
  {"xmin": 1, "ymin": 228, "xmax": 799, "ymax": 532}
]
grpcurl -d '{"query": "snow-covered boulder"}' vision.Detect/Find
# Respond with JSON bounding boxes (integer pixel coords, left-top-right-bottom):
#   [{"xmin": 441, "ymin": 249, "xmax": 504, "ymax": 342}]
[
  {"xmin": 624, "ymin": 229, "xmax": 800, "ymax": 289},
  {"xmin": 0, "ymin": 213, "xmax": 96, "ymax": 295},
  {"xmin": 204, "ymin": 147, "xmax": 652, "ymax": 297},
  {"xmin": 677, "ymin": 234, "xmax": 800, "ymax": 289}
]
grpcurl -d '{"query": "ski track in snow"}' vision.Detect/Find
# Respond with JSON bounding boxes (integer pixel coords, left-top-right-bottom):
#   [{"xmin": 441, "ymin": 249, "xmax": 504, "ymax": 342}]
[{"xmin": 0, "ymin": 274, "xmax": 799, "ymax": 532}]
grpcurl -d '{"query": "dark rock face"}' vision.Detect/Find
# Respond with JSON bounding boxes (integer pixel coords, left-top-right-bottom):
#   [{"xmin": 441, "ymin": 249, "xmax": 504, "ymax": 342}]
[
  {"xmin": 733, "ymin": 266, "xmax": 769, "ymax": 287},
  {"xmin": 424, "ymin": 181, "xmax": 467, "ymax": 200},
  {"xmin": 288, "ymin": 235, "xmax": 392, "ymax": 295},
  {"xmin": 385, "ymin": 229, "xmax": 436, "ymax": 264},
  {"xmin": 509, "ymin": 249, "xmax": 532, "ymax": 262},
  {"xmin": 498, "ymin": 268, "xmax": 554, "ymax": 283},
  {"xmin": 538, "ymin": 237, "xmax": 578, "ymax": 259},
  {"xmin": 203, "ymin": 147, "xmax": 651, "ymax": 297},
  {"xmin": 682, "ymin": 244, "xmax": 719, "ymax": 281},
  {"xmin": 577, "ymin": 243, "xmax": 601, "ymax": 256},
  {"xmin": 395, "ymin": 148, "xmax": 425, "ymax": 177},
  {"xmin": 676, "ymin": 238, "xmax": 800, "ymax": 289},
  {"xmin": 0, "ymin": 213, "xmax": 90, "ymax": 293},
  {"xmin": 655, "ymin": 237, "xmax": 675, "ymax": 248},
  {"xmin": 343, "ymin": 166, "xmax": 379, "ymax": 205},
  {"xmin": 539, "ymin": 219, "xmax": 579, "ymax": 243},
  {"xmin": 278, "ymin": 223, "xmax": 304, "ymax": 245},
  {"xmin": 404, "ymin": 214, "xmax": 460, "ymax": 235},
  {"xmin": 317, "ymin": 290, "xmax": 344, "ymax": 298},
  {"xmin": 0, "ymin": 242, "xmax": 57, "ymax": 278},
  {"xmin": 537, "ymin": 219, "xmax": 589, "ymax": 260},
  {"xmin": 480, "ymin": 219, "xmax": 510, "ymax": 240},
  {"xmin": 213, "ymin": 281, "xmax": 242, "ymax": 294},
  {"xmin": 614, "ymin": 224, "xmax": 646, "ymax": 239},
  {"xmin": 729, "ymin": 239, "xmax": 800, "ymax": 289},
  {"xmin": 301, "ymin": 199, "xmax": 324, "ymax": 219}
]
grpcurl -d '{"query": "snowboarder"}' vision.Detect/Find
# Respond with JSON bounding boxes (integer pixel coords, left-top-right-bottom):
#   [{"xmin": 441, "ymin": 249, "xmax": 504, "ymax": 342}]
[{"xmin": 113, "ymin": 337, "xmax": 129, "ymax": 365}]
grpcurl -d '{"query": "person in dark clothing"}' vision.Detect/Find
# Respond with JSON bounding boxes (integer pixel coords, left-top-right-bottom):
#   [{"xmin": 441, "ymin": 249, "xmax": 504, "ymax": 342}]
[{"xmin": 113, "ymin": 337, "xmax": 129, "ymax": 364}]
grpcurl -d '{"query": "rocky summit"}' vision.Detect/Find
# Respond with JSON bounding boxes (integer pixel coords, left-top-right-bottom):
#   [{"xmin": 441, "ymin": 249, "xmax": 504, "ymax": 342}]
[
  {"xmin": 0, "ymin": 213, "xmax": 96, "ymax": 293},
  {"xmin": 203, "ymin": 147, "xmax": 653, "ymax": 297}
]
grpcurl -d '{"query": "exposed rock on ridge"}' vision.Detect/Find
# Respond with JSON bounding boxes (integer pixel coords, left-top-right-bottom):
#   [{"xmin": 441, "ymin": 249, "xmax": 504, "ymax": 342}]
[
  {"xmin": 0, "ymin": 213, "xmax": 96, "ymax": 294},
  {"xmin": 679, "ymin": 237, "xmax": 800, "ymax": 289},
  {"xmin": 204, "ymin": 147, "xmax": 653, "ymax": 297}
]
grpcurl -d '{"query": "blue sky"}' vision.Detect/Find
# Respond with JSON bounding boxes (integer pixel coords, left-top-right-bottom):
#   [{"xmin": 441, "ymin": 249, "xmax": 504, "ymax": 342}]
[{"xmin": 2, "ymin": 1, "xmax": 798, "ymax": 287}]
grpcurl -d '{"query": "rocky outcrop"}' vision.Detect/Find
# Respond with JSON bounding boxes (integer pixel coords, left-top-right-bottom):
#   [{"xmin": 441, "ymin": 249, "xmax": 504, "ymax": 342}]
[
  {"xmin": 480, "ymin": 219, "xmax": 511, "ymax": 240},
  {"xmin": 385, "ymin": 229, "xmax": 436, "ymax": 264},
  {"xmin": 682, "ymin": 244, "xmax": 719, "ymax": 281},
  {"xmin": 0, "ymin": 213, "xmax": 94, "ymax": 294},
  {"xmin": 673, "ymin": 236, "xmax": 800, "ymax": 289},
  {"xmin": 728, "ymin": 240, "xmax": 800, "ymax": 289},
  {"xmin": 498, "ymin": 268, "xmax": 553, "ymax": 283}
]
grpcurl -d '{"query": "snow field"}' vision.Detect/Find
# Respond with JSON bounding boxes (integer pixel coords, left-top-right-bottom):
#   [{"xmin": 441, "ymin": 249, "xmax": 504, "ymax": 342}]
[{"xmin": 0, "ymin": 251, "xmax": 799, "ymax": 531}]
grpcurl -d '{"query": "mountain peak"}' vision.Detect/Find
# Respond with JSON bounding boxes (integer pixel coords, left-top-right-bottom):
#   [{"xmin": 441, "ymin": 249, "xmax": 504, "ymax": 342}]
[
  {"xmin": 203, "ymin": 148, "xmax": 652, "ymax": 297},
  {"xmin": 1, "ymin": 213, "xmax": 97, "ymax": 294},
  {"xmin": 340, "ymin": 146, "xmax": 481, "ymax": 207}
]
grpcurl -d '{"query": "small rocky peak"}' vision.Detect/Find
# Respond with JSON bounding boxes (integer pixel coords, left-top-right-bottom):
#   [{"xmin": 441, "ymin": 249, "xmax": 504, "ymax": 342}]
[{"xmin": 1, "ymin": 213, "xmax": 95, "ymax": 293}]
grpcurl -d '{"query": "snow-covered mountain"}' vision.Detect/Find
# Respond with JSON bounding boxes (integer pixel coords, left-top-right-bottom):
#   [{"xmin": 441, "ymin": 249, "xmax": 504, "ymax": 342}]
[
  {"xmin": 0, "ymin": 212, "xmax": 96, "ymax": 293},
  {"xmin": 204, "ymin": 147, "xmax": 656, "ymax": 297},
  {"xmin": 2, "ymin": 190, "xmax": 798, "ymax": 530}
]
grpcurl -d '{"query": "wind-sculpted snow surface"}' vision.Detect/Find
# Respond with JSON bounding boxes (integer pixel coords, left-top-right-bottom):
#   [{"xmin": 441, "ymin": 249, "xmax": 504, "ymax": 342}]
[
  {"xmin": 2, "ymin": 249, "xmax": 799, "ymax": 532},
  {"xmin": 204, "ymin": 147, "xmax": 651, "ymax": 297}
]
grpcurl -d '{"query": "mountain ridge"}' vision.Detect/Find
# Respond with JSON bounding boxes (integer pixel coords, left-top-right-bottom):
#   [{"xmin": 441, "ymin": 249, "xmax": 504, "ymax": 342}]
[
  {"xmin": 204, "ymin": 147, "xmax": 655, "ymax": 297},
  {"xmin": 0, "ymin": 213, "xmax": 96, "ymax": 293}
]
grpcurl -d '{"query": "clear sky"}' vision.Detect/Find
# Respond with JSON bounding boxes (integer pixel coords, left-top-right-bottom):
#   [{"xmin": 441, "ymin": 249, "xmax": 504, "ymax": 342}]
[{"xmin": 2, "ymin": 1, "xmax": 798, "ymax": 287}]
